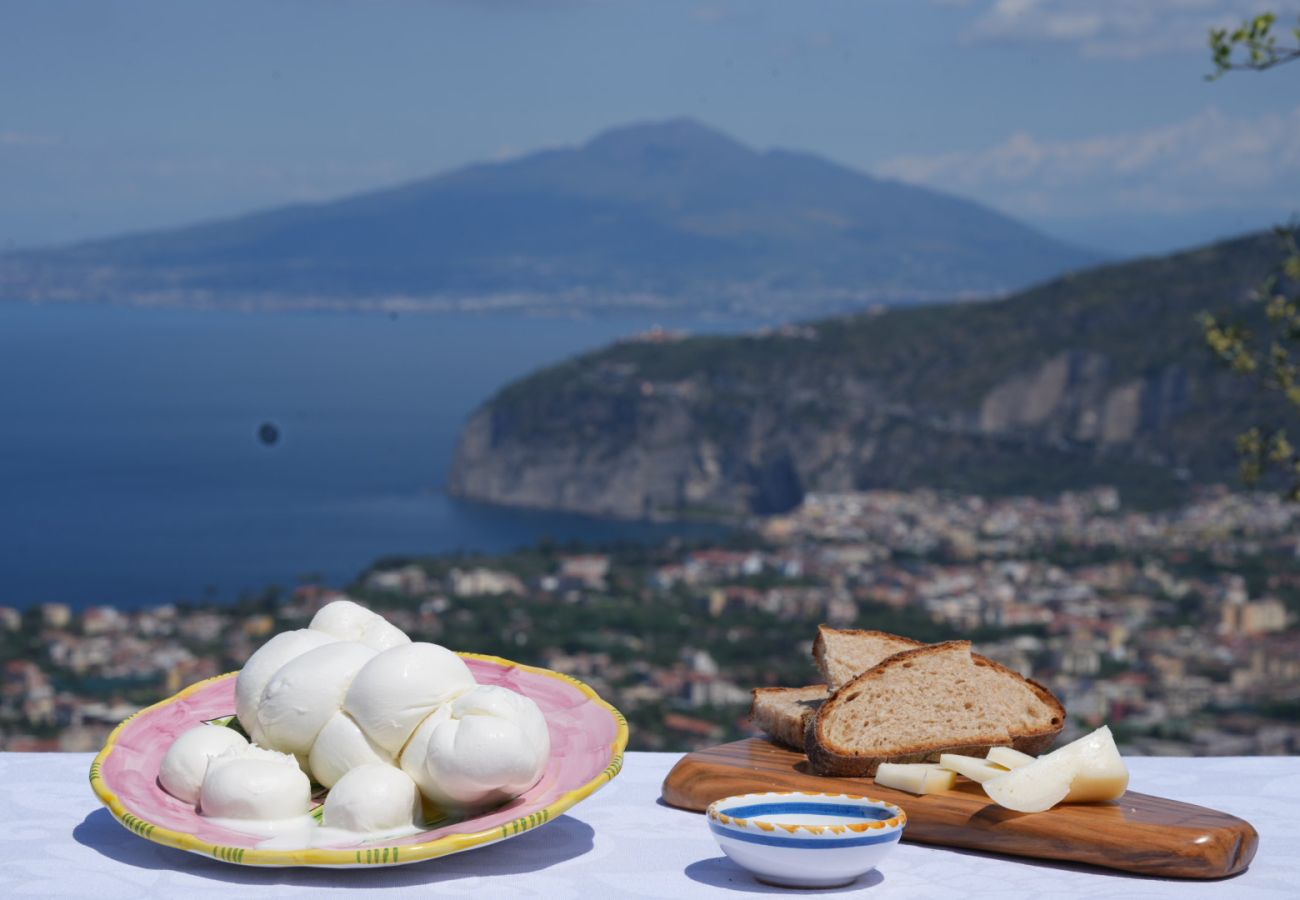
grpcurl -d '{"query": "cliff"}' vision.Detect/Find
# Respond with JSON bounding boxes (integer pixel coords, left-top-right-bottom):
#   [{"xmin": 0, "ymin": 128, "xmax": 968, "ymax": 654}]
[{"xmin": 448, "ymin": 231, "xmax": 1292, "ymax": 516}]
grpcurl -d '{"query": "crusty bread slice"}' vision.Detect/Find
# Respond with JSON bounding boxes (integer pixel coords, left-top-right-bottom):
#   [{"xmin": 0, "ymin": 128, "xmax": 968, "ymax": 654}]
[
  {"xmin": 807, "ymin": 641, "xmax": 1065, "ymax": 776},
  {"xmin": 749, "ymin": 685, "xmax": 829, "ymax": 750},
  {"xmin": 812, "ymin": 626, "xmax": 924, "ymax": 690},
  {"xmin": 813, "ymin": 627, "xmax": 1063, "ymax": 728}
]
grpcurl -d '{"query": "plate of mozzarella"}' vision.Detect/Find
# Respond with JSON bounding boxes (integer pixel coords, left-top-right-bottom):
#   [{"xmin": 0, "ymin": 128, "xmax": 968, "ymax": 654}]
[{"xmin": 90, "ymin": 600, "xmax": 628, "ymax": 867}]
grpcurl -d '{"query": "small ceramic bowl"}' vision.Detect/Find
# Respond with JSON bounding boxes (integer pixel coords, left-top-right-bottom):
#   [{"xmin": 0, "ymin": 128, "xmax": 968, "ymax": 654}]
[{"xmin": 706, "ymin": 791, "xmax": 906, "ymax": 888}]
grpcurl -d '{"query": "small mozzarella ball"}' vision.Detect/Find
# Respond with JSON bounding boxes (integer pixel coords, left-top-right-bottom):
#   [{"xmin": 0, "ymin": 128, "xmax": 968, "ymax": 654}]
[
  {"xmin": 308, "ymin": 711, "xmax": 393, "ymax": 789},
  {"xmin": 322, "ymin": 764, "xmax": 423, "ymax": 833},
  {"xmin": 159, "ymin": 725, "xmax": 248, "ymax": 804},
  {"xmin": 344, "ymin": 643, "xmax": 476, "ymax": 755},
  {"xmin": 358, "ymin": 616, "xmax": 411, "ymax": 652},
  {"xmin": 235, "ymin": 629, "xmax": 337, "ymax": 743},
  {"xmin": 255, "ymin": 641, "xmax": 377, "ymax": 757},
  {"xmin": 308, "ymin": 599, "xmax": 376, "ymax": 642},
  {"xmin": 200, "ymin": 745, "xmax": 311, "ymax": 821},
  {"xmin": 309, "ymin": 599, "xmax": 410, "ymax": 652}
]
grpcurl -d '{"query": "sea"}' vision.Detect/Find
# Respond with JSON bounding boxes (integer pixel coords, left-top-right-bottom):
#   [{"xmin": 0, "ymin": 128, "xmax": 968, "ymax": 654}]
[{"xmin": 0, "ymin": 303, "xmax": 764, "ymax": 610}]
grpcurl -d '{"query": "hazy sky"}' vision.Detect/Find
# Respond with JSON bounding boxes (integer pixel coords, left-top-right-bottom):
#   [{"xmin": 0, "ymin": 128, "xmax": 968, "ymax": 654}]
[{"xmin": 2, "ymin": 0, "xmax": 1297, "ymax": 255}]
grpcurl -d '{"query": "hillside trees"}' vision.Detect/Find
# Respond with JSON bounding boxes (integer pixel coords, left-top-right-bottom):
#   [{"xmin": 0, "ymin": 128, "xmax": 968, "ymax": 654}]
[{"xmin": 1200, "ymin": 12, "xmax": 1300, "ymax": 498}]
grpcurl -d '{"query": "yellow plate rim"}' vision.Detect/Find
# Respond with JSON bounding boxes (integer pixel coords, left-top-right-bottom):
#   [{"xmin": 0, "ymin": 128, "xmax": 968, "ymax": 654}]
[{"xmin": 88, "ymin": 652, "xmax": 629, "ymax": 867}]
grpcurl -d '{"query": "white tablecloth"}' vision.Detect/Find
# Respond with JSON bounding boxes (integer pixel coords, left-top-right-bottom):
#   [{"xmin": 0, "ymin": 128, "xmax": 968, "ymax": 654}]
[{"xmin": 2, "ymin": 752, "xmax": 1296, "ymax": 897}]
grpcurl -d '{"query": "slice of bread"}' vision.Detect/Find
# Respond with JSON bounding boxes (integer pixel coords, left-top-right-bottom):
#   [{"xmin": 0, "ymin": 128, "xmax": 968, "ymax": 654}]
[
  {"xmin": 749, "ymin": 685, "xmax": 829, "ymax": 750},
  {"xmin": 807, "ymin": 641, "xmax": 1065, "ymax": 776},
  {"xmin": 812, "ymin": 626, "xmax": 924, "ymax": 690}
]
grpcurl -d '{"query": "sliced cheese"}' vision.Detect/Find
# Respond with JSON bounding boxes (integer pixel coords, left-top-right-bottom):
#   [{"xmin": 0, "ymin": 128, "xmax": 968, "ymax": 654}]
[
  {"xmin": 986, "ymin": 746, "xmax": 1036, "ymax": 769},
  {"xmin": 1056, "ymin": 726, "xmax": 1129, "ymax": 803},
  {"xmin": 874, "ymin": 763, "xmax": 956, "ymax": 795},
  {"xmin": 938, "ymin": 753, "xmax": 1010, "ymax": 784},
  {"xmin": 983, "ymin": 725, "xmax": 1129, "ymax": 813}
]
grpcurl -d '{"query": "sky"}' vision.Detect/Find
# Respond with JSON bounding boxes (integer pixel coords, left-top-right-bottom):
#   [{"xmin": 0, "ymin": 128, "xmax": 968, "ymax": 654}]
[{"xmin": 1, "ymin": 0, "xmax": 1297, "ymax": 256}]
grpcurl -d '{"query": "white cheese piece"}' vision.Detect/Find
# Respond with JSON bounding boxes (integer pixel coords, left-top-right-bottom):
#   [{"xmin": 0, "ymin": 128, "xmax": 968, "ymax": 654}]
[
  {"xmin": 322, "ymin": 763, "xmax": 423, "ymax": 833},
  {"xmin": 200, "ymin": 745, "xmax": 311, "ymax": 821},
  {"xmin": 986, "ymin": 746, "xmax": 1036, "ymax": 769},
  {"xmin": 358, "ymin": 616, "xmax": 411, "ymax": 652},
  {"xmin": 983, "ymin": 725, "xmax": 1129, "ymax": 813},
  {"xmin": 235, "ymin": 629, "xmax": 337, "ymax": 744},
  {"xmin": 256, "ymin": 640, "xmax": 378, "ymax": 757},
  {"xmin": 938, "ymin": 753, "xmax": 1010, "ymax": 784},
  {"xmin": 308, "ymin": 711, "xmax": 394, "ymax": 789},
  {"xmin": 1056, "ymin": 725, "xmax": 1129, "ymax": 803},
  {"xmin": 308, "ymin": 599, "xmax": 375, "ymax": 641},
  {"xmin": 874, "ymin": 763, "xmax": 956, "ymax": 795},
  {"xmin": 344, "ymin": 642, "xmax": 477, "ymax": 755},
  {"xmin": 310, "ymin": 599, "xmax": 411, "ymax": 651},
  {"xmin": 400, "ymin": 685, "xmax": 550, "ymax": 811},
  {"xmin": 159, "ymin": 724, "xmax": 249, "ymax": 804}
]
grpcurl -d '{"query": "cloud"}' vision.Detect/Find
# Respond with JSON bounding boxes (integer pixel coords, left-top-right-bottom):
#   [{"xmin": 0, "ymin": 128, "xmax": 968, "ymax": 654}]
[
  {"xmin": 959, "ymin": 0, "xmax": 1298, "ymax": 59},
  {"xmin": 691, "ymin": 4, "xmax": 733, "ymax": 24},
  {"xmin": 876, "ymin": 104, "xmax": 1300, "ymax": 218},
  {"xmin": 0, "ymin": 131, "xmax": 60, "ymax": 147}
]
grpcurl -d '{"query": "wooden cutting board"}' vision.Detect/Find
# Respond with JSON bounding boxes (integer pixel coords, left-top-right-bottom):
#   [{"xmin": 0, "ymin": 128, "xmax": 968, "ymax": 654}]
[{"xmin": 661, "ymin": 738, "xmax": 1258, "ymax": 879}]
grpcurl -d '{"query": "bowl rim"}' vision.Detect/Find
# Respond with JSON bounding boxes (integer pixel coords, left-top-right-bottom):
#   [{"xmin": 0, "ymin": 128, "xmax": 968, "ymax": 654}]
[
  {"xmin": 89, "ymin": 652, "xmax": 629, "ymax": 867},
  {"xmin": 706, "ymin": 791, "xmax": 906, "ymax": 840}
]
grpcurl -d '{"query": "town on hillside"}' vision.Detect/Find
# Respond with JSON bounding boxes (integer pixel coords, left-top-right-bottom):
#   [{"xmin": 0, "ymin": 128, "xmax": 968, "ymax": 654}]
[{"xmin": 4, "ymin": 486, "xmax": 1298, "ymax": 756}]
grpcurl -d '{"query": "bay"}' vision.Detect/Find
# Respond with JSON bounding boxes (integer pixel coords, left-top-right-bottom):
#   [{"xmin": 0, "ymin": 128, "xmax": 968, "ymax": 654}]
[{"xmin": 0, "ymin": 303, "xmax": 761, "ymax": 609}]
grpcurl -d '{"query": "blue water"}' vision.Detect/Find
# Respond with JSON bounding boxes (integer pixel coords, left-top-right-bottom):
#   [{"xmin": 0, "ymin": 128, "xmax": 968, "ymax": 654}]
[{"xmin": 0, "ymin": 303, "xmax": 760, "ymax": 609}]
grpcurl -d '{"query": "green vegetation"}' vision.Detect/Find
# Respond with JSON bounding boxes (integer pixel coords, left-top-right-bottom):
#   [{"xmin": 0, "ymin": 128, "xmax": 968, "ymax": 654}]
[
  {"xmin": 474, "ymin": 231, "xmax": 1294, "ymax": 514},
  {"xmin": 1209, "ymin": 12, "xmax": 1300, "ymax": 77},
  {"xmin": 1202, "ymin": 12, "xmax": 1300, "ymax": 499}
]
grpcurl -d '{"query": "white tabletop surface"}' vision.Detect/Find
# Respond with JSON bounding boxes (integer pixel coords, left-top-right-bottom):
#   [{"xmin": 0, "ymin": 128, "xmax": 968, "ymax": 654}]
[{"xmin": 2, "ymin": 751, "xmax": 1296, "ymax": 898}]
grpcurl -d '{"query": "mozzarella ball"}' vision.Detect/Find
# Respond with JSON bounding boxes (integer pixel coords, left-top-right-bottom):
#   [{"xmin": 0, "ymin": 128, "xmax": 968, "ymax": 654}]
[
  {"xmin": 200, "ymin": 745, "xmax": 311, "ymax": 821},
  {"xmin": 344, "ymin": 643, "xmax": 476, "ymax": 755},
  {"xmin": 308, "ymin": 599, "xmax": 375, "ymax": 642},
  {"xmin": 401, "ymin": 685, "xmax": 549, "ymax": 811},
  {"xmin": 358, "ymin": 616, "xmax": 411, "ymax": 652},
  {"xmin": 235, "ymin": 629, "xmax": 337, "ymax": 743},
  {"xmin": 451, "ymin": 685, "xmax": 551, "ymax": 760},
  {"xmin": 310, "ymin": 599, "xmax": 410, "ymax": 652},
  {"xmin": 322, "ymin": 764, "xmax": 423, "ymax": 833},
  {"xmin": 255, "ymin": 641, "xmax": 377, "ymax": 757},
  {"xmin": 308, "ymin": 711, "xmax": 394, "ymax": 789},
  {"xmin": 159, "ymin": 724, "xmax": 249, "ymax": 804}
]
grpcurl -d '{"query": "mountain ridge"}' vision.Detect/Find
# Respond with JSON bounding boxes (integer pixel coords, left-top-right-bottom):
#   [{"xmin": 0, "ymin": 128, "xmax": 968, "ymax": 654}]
[
  {"xmin": 447, "ymin": 229, "xmax": 1292, "ymax": 516},
  {"xmin": 0, "ymin": 118, "xmax": 1096, "ymax": 314}
]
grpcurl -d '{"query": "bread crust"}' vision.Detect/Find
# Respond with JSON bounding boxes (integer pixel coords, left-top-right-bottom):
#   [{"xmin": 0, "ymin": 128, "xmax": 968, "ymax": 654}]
[
  {"xmin": 807, "ymin": 641, "xmax": 1065, "ymax": 776},
  {"xmin": 750, "ymin": 685, "xmax": 828, "ymax": 750},
  {"xmin": 811, "ymin": 626, "xmax": 924, "ymax": 689}
]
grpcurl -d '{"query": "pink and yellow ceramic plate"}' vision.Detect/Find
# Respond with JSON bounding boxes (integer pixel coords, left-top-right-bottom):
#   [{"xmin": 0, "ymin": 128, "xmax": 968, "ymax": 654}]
[{"xmin": 89, "ymin": 653, "xmax": 628, "ymax": 867}]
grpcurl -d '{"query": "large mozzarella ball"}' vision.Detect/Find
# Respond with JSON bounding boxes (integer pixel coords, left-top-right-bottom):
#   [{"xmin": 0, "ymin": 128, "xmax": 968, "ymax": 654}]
[
  {"xmin": 255, "ymin": 641, "xmax": 377, "ymax": 757},
  {"xmin": 235, "ymin": 629, "xmax": 337, "ymax": 744},
  {"xmin": 322, "ymin": 764, "xmax": 423, "ymax": 833},
  {"xmin": 159, "ymin": 724, "xmax": 249, "ymax": 804},
  {"xmin": 310, "ymin": 599, "xmax": 410, "ymax": 652},
  {"xmin": 452, "ymin": 684, "xmax": 551, "ymax": 759},
  {"xmin": 401, "ymin": 685, "xmax": 550, "ymax": 811},
  {"xmin": 308, "ymin": 711, "xmax": 394, "ymax": 789},
  {"xmin": 200, "ymin": 745, "xmax": 311, "ymax": 821},
  {"xmin": 344, "ymin": 642, "xmax": 476, "ymax": 755}
]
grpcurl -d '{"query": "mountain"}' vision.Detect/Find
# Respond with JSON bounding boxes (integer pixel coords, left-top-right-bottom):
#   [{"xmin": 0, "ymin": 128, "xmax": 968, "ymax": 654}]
[
  {"xmin": 0, "ymin": 119, "xmax": 1095, "ymax": 314},
  {"xmin": 448, "ymin": 230, "xmax": 1293, "ymax": 516}
]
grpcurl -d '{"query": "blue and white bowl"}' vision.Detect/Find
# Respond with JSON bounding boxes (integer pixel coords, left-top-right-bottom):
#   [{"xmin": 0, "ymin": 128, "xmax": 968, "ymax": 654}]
[{"xmin": 706, "ymin": 791, "xmax": 906, "ymax": 888}]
